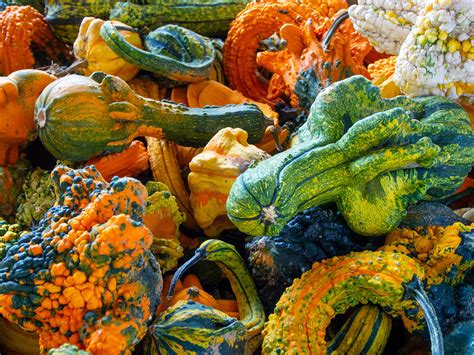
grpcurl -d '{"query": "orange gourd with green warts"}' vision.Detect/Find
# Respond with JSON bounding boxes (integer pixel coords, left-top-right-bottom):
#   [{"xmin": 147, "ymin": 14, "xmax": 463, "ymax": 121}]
[
  {"xmin": 87, "ymin": 140, "xmax": 149, "ymax": 182},
  {"xmin": 262, "ymin": 250, "xmax": 444, "ymax": 354},
  {"xmin": 0, "ymin": 166, "xmax": 162, "ymax": 353},
  {"xmin": 0, "ymin": 6, "xmax": 70, "ymax": 75},
  {"xmin": 0, "ymin": 69, "xmax": 56, "ymax": 165}
]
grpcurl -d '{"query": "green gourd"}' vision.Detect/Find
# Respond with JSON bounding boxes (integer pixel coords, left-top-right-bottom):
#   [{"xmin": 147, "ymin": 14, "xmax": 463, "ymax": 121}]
[
  {"xmin": 146, "ymin": 239, "xmax": 265, "ymax": 354},
  {"xmin": 227, "ymin": 76, "xmax": 474, "ymax": 237},
  {"xmin": 100, "ymin": 22, "xmax": 217, "ymax": 82},
  {"xmin": 34, "ymin": 72, "xmax": 269, "ymax": 161},
  {"xmin": 327, "ymin": 305, "xmax": 392, "ymax": 354}
]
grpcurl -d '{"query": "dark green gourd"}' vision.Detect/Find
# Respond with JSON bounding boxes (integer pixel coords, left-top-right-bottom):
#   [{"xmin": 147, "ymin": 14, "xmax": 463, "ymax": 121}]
[
  {"xmin": 34, "ymin": 72, "xmax": 269, "ymax": 161},
  {"xmin": 100, "ymin": 22, "xmax": 217, "ymax": 82},
  {"xmin": 226, "ymin": 76, "xmax": 474, "ymax": 237}
]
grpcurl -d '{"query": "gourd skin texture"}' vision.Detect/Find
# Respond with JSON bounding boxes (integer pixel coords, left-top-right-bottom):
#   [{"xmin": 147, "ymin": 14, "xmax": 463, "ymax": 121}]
[
  {"xmin": 149, "ymin": 240, "xmax": 265, "ymax": 354},
  {"xmin": 34, "ymin": 73, "xmax": 268, "ymax": 161},
  {"xmin": 0, "ymin": 69, "xmax": 56, "ymax": 165},
  {"xmin": 100, "ymin": 22, "xmax": 217, "ymax": 83},
  {"xmin": 227, "ymin": 76, "xmax": 474, "ymax": 237},
  {"xmin": 262, "ymin": 250, "xmax": 426, "ymax": 353},
  {"xmin": 0, "ymin": 158, "xmax": 31, "ymax": 219},
  {"xmin": 73, "ymin": 17, "xmax": 143, "ymax": 81},
  {"xmin": 0, "ymin": 166, "xmax": 162, "ymax": 353}
]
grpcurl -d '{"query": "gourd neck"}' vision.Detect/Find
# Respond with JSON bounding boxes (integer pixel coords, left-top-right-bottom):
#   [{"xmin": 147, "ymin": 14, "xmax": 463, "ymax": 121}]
[
  {"xmin": 405, "ymin": 277, "xmax": 444, "ymax": 355},
  {"xmin": 168, "ymin": 240, "xmax": 265, "ymax": 339},
  {"xmin": 321, "ymin": 10, "xmax": 349, "ymax": 52}
]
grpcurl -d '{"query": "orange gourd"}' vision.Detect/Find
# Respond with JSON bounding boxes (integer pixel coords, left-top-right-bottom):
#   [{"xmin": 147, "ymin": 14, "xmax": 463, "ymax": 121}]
[
  {"xmin": 86, "ymin": 140, "xmax": 149, "ymax": 181},
  {"xmin": 0, "ymin": 6, "xmax": 70, "ymax": 75},
  {"xmin": 0, "ymin": 69, "xmax": 56, "ymax": 165}
]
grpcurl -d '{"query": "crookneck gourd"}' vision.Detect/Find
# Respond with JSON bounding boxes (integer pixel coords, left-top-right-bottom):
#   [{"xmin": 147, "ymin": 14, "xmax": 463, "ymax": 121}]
[
  {"xmin": 262, "ymin": 250, "xmax": 443, "ymax": 354},
  {"xmin": 227, "ymin": 75, "xmax": 474, "ymax": 237},
  {"xmin": 189, "ymin": 128, "xmax": 270, "ymax": 237},
  {"xmin": 73, "ymin": 17, "xmax": 143, "ymax": 81},
  {"xmin": 146, "ymin": 239, "xmax": 265, "ymax": 354},
  {"xmin": 34, "ymin": 72, "xmax": 269, "ymax": 161},
  {"xmin": 0, "ymin": 69, "xmax": 56, "ymax": 165},
  {"xmin": 100, "ymin": 22, "xmax": 218, "ymax": 83},
  {"xmin": 0, "ymin": 165, "xmax": 162, "ymax": 353}
]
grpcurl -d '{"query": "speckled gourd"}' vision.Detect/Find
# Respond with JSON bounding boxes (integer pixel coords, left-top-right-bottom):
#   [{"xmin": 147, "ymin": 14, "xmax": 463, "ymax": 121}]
[
  {"xmin": 227, "ymin": 76, "xmax": 474, "ymax": 237},
  {"xmin": 34, "ymin": 72, "xmax": 269, "ymax": 161}
]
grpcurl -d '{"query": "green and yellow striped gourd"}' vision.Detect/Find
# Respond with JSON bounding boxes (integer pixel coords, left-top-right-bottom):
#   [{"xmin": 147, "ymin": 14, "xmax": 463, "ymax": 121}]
[
  {"xmin": 34, "ymin": 72, "xmax": 269, "ymax": 161},
  {"xmin": 146, "ymin": 239, "xmax": 265, "ymax": 354},
  {"xmin": 262, "ymin": 250, "xmax": 443, "ymax": 354},
  {"xmin": 227, "ymin": 76, "xmax": 474, "ymax": 237}
]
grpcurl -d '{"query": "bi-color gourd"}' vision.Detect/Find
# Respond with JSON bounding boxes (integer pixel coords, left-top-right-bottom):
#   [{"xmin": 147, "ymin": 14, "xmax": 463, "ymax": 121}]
[{"xmin": 227, "ymin": 76, "xmax": 474, "ymax": 237}]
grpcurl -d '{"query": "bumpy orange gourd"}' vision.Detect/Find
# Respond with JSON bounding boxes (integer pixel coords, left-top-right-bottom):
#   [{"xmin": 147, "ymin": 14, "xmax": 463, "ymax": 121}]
[
  {"xmin": 223, "ymin": 1, "xmax": 321, "ymax": 104},
  {"xmin": 188, "ymin": 128, "xmax": 270, "ymax": 236},
  {"xmin": 73, "ymin": 17, "xmax": 143, "ymax": 81},
  {"xmin": 0, "ymin": 6, "xmax": 69, "ymax": 75},
  {"xmin": 368, "ymin": 56, "xmax": 401, "ymax": 98},
  {"xmin": 0, "ymin": 70, "xmax": 56, "ymax": 165},
  {"xmin": 256, "ymin": 10, "xmax": 372, "ymax": 108},
  {"xmin": 0, "ymin": 166, "xmax": 162, "ymax": 354}
]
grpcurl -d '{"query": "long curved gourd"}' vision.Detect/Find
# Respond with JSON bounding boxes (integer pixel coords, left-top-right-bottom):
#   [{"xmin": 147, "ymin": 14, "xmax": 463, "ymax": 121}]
[
  {"xmin": 146, "ymin": 239, "xmax": 265, "ymax": 354},
  {"xmin": 227, "ymin": 76, "xmax": 474, "ymax": 237},
  {"xmin": 34, "ymin": 72, "xmax": 269, "ymax": 161},
  {"xmin": 100, "ymin": 22, "xmax": 217, "ymax": 82},
  {"xmin": 327, "ymin": 305, "xmax": 392, "ymax": 354},
  {"xmin": 262, "ymin": 250, "xmax": 444, "ymax": 354}
]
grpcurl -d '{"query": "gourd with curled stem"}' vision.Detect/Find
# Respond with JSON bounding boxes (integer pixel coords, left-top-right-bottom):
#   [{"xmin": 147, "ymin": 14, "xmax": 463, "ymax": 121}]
[
  {"xmin": 262, "ymin": 250, "xmax": 444, "ymax": 354},
  {"xmin": 146, "ymin": 239, "xmax": 265, "ymax": 354},
  {"xmin": 34, "ymin": 72, "xmax": 271, "ymax": 161}
]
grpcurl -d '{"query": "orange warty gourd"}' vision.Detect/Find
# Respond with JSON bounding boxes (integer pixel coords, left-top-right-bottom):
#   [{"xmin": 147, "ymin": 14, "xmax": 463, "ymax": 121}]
[
  {"xmin": 0, "ymin": 69, "xmax": 56, "ymax": 165},
  {"xmin": 0, "ymin": 6, "xmax": 69, "ymax": 75}
]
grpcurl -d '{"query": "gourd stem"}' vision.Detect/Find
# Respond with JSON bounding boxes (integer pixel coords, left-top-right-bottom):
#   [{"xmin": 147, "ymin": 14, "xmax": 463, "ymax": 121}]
[
  {"xmin": 410, "ymin": 277, "xmax": 444, "ymax": 355},
  {"xmin": 167, "ymin": 249, "xmax": 205, "ymax": 300},
  {"xmin": 322, "ymin": 10, "xmax": 349, "ymax": 52}
]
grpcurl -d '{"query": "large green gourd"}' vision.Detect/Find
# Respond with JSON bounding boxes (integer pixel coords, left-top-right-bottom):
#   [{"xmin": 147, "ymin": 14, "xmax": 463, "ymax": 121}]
[
  {"xmin": 100, "ymin": 22, "xmax": 217, "ymax": 82},
  {"xmin": 146, "ymin": 239, "xmax": 265, "ymax": 354},
  {"xmin": 34, "ymin": 72, "xmax": 269, "ymax": 161},
  {"xmin": 227, "ymin": 76, "xmax": 474, "ymax": 237}
]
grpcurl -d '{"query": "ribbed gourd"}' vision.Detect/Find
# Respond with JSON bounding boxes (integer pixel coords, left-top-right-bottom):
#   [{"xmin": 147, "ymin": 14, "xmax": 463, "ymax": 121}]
[
  {"xmin": 227, "ymin": 75, "xmax": 474, "ymax": 237},
  {"xmin": 146, "ymin": 240, "xmax": 265, "ymax": 354},
  {"xmin": 0, "ymin": 166, "xmax": 162, "ymax": 353},
  {"xmin": 188, "ymin": 128, "xmax": 270, "ymax": 236},
  {"xmin": 34, "ymin": 72, "xmax": 269, "ymax": 161},
  {"xmin": 262, "ymin": 250, "xmax": 444, "ymax": 354}
]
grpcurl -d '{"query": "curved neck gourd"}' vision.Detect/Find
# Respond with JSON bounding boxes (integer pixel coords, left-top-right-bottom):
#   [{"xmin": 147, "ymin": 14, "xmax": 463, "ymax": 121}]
[
  {"xmin": 34, "ymin": 72, "xmax": 269, "ymax": 161},
  {"xmin": 169, "ymin": 239, "xmax": 265, "ymax": 353}
]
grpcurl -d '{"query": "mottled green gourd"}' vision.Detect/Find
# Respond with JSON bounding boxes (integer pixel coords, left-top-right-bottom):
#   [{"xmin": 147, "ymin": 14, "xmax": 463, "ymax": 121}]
[
  {"xmin": 262, "ymin": 250, "xmax": 443, "ymax": 354},
  {"xmin": 227, "ymin": 76, "xmax": 474, "ymax": 237},
  {"xmin": 48, "ymin": 344, "xmax": 90, "ymax": 354},
  {"xmin": 0, "ymin": 219, "xmax": 26, "ymax": 259},
  {"xmin": 15, "ymin": 167, "xmax": 55, "ymax": 227},
  {"xmin": 34, "ymin": 72, "xmax": 269, "ymax": 161},
  {"xmin": 146, "ymin": 239, "xmax": 265, "ymax": 354},
  {"xmin": 45, "ymin": 0, "xmax": 251, "ymax": 44},
  {"xmin": 1, "ymin": 0, "xmax": 44, "ymax": 12},
  {"xmin": 100, "ymin": 22, "xmax": 217, "ymax": 83}
]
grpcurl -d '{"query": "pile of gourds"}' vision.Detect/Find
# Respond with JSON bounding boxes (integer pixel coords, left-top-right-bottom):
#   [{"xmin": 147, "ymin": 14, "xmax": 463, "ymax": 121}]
[{"xmin": 0, "ymin": 0, "xmax": 472, "ymax": 354}]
